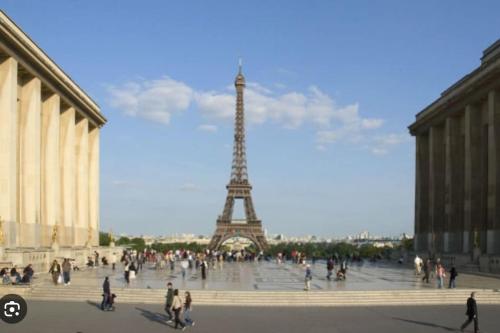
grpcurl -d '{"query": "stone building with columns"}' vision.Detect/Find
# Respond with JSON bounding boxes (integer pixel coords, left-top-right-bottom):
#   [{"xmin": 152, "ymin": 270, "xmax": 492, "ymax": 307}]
[
  {"xmin": 409, "ymin": 39, "xmax": 500, "ymax": 271},
  {"xmin": 0, "ymin": 11, "xmax": 108, "ymax": 269}
]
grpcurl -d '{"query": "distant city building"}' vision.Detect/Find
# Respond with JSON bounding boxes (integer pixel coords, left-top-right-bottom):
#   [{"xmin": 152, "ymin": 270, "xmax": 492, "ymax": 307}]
[{"xmin": 409, "ymin": 40, "xmax": 500, "ymax": 258}]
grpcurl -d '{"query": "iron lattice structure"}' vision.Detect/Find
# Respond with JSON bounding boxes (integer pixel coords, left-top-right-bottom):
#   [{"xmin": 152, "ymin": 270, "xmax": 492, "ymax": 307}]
[{"xmin": 208, "ymin": 66, "xmax": 268, "ymax": 252}]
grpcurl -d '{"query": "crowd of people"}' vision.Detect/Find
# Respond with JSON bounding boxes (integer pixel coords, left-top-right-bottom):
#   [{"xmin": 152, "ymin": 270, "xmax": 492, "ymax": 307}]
[
  {"xmin": 414, "ymin": 255, "xmax": 459, "ymax": 289},
  {"xmin": 116, "ymin": 248, "xmax": 269, "ymax": 285},
  {"xmin": 0, "ymin": 264, "xmax": 34, "ymax": 284}
]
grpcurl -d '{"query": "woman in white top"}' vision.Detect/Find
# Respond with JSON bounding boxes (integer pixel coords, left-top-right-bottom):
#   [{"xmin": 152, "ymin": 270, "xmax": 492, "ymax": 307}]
[{"xmin": 170, "ymin": 289, "xmax": 186, "ymax": 330}]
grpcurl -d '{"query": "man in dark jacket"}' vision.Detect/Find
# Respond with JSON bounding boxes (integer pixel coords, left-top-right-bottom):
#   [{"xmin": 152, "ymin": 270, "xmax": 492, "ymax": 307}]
[
  {"xmin": 448, "ymin": 265, "xmax": 458, "ymax": 289},
  {"xmin": 460, "ymin": 292, "xmax": 479, "ymax": 333},
  {"xmin": 165, "ymin": 282, "xmax": 174, "ymax": 323},
  {"xmin": 101, "ymin": 277, "xmax": 112, "ymax": 311},
  {"xmin": 422, "ymin": 259, "xmax": 431, "ymax": 283}
]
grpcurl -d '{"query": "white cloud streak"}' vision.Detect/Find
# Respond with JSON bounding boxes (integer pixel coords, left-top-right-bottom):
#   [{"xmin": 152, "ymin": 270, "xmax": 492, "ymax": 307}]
[
  {"xmin": 369, "ymin": 133, "xmax": 411, "ymax": 155},
  {"xmin": 107, "ymin": 75, "xmax": 405, "ymax": 154},
  {"xmin": 107, "ymin": 77, "xmax": 193, "ymax": 125}
]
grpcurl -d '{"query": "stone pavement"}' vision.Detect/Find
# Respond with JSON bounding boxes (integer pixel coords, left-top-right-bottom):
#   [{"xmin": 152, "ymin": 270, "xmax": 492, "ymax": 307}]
[
  {"xmin": 32, "ymin": 260, "xmax": 500, "ymax": 291},
  {"xmin": 1, "ymin": 301, "xmax": 499, "ymax": 333}
]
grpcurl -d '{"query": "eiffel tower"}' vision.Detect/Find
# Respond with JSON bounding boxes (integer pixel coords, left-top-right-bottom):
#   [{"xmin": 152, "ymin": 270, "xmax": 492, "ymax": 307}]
[{"xmin": 208, "ymin": 64, "xmax": 268, "ymax": 252}]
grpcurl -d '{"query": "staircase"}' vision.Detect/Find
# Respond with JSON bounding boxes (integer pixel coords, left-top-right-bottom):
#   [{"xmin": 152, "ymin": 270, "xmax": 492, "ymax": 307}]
[{"xmin": 2, "ymin": 285, "xmax": 500, "ymax": 306}]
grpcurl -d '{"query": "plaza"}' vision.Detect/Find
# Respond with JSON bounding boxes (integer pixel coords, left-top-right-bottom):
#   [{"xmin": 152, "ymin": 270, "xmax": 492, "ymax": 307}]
[{"xmin": 29, "ymin": 260, "xmax": 500, "ymax": 292}]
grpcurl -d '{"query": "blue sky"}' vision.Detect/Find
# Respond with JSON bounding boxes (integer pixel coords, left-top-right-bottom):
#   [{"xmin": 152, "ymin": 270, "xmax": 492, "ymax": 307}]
[{"xmin": 3, "ymin": 1, "xmax": 500, "ymax": 237}]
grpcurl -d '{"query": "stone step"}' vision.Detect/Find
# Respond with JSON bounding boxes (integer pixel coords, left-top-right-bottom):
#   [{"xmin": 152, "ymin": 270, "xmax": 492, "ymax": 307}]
[
  {"xmin": 29, "ymin": 286, "xmax": 498, "ymax": 293},
  {"xmin": 25, "ymin": 297, "xmax": 500, "ymax": 306},
  {"xmin": 27, "ymin": 293, "xmax": 500, "ymax": 303},
  {"xmin": 29, "ymin": 289, "xmax": 499, "ymax": 296},
  {"xmin": 6, "ymin": 286, "xmax": 499, "ymax": 306},
  {"xmin": 27, "ymin": 289, "xmax": 499, "ymax": 296}
]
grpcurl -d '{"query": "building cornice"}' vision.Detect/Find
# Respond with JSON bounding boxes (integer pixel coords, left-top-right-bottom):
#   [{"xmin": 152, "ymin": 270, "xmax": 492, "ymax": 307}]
[
  {"xmin": 0, "ymin": 10, "xmax": 106, "ymax": 127},
  {"xmin": 409, "ymin": 40, "xmax": 500, "ymax": 135}
]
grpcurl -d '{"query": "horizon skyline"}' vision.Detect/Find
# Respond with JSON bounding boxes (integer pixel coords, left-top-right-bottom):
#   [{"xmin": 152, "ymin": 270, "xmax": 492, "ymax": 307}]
[{"xmin": 2, "ymin": 1, "xmax": 500, "ymax": 237}]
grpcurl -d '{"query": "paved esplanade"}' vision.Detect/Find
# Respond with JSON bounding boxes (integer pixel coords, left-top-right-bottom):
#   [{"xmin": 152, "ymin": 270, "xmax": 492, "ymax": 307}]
[
  {"xmin": 1, "ymin": 301, "xmax": 499, "ymax": 333},
  {"xmin": 33, "ymin": 261, "xmax": 500, "ymax": 291}
]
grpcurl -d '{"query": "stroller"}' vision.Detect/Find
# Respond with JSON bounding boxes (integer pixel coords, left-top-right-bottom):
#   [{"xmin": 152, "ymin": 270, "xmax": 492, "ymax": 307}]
[
  {"xmin": 101, "ymin": 293, "xmax": 116, "ymax": 311},
  {"xmin": 336, "ymin": 268, "xmax": 346, "ymax": 281}
]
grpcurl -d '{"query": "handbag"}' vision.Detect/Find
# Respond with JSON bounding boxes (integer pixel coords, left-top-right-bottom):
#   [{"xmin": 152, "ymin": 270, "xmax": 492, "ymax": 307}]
[{"xmin": 57, "ymin": 274, "xmax": 63, "ymax": 284}]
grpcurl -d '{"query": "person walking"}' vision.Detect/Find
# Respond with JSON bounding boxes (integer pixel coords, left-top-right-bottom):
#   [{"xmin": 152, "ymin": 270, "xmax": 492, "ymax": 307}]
[
  {"xmin": 183, "ymin": 291, "xmax": 195, "ymax": 327},
  {"xmin": 171, "ymin": 289, "xmax": 186, "ymax": 330},
  {"xmin": 101, "ymin": 276, "xmax": 114, "ymax": 311},
  {"xmin": 62, "ymin": 258, "xmax": 72, "ymax": 285},
  {"xmin": 124, "ymin": 261, "xmax": 130, "ymax": 285},
  {"xmin": 49, "ymin": 260, "xmax": 61, "ymax": 285},
  {"xmin": 460, "ymin": 292, "xmax": 479, "ymax": 333},
  {"xmin": 414, "ymin": 255, "xmax": 423, "ymax": 275},
  {"xmin": 110, "ymin": 252, "xmax": 117, "ymax": 271},
  {"xmin": 201, "ymin": 259, "xmax": 207, "ymax": 280},
  {"xmin": 422, "ymin": 259, "xmax": 431, "ymax": 284},
  {"xmin": 436, "ymin": 263, "xmax": 446, "ymax": 289},
  {"xmin": 181, "ymin": 259, "xmax": 188, "ymax": 279},
  {"xmin": 304, "ymin": 264, "xmax": 312, "ymax": 291},
  {"xmin": 449, "ymin": 265, "xmax": 458, "ymax": 289},
  {"xmin": 326, "ymin": 257, "xmax": 334, "ymax": 281},
  {"xmin": 165, "ymin": 282, "xmax": 174, "ymax": 323}
]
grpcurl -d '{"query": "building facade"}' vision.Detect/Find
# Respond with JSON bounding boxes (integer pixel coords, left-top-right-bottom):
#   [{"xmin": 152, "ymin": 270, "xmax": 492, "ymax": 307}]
[
  {"xmin": 409, "ymin": 40, "xmax": 500, "ymax": 267},
  {"xmin": 0, "ymin": 11, "xmax": 106, "ymax": 268}
]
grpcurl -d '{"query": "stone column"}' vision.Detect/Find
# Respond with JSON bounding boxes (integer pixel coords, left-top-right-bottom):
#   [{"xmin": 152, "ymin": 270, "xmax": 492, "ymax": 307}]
[
  {"xmin": 59, "ymin": 107, "xmax": 76, "ymax": 247},
  {"xmin": 75, "ymin": 117, "xmax": 89, "ymax": 246},
  {"xmin": 444, "ymin": 116, "xmax": 463, "ymax": 253},
  {"xmin": 415, "ymin": 134, "xmax": 429, "ymax": 253},
  {"xmin": 41, "ymin": 94, "xmax": 60, "ymax": 247},
  {"xmin": 487, "ymin": 90, "xmax": 500, "ymax": 254},
  {"xmin": 464, "ymin": 104, "xmax": 481, "ymax": 253},
  {"xmin": 18, "ymin": 76, "xmax": 42, "ymax": 248},
  {"xmin": 429, "ymin": 126, "xmax": 445, "ymax": 254},
  {"xmin": 88, "ymin": 126, "xmax": 100, "ymax": 246},
  {"xmin": 0, "ymin": 57, "xmax": 18, "ymax": 248}
]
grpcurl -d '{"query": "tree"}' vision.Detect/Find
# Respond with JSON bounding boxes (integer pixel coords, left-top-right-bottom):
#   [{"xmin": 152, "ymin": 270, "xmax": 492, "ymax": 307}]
[
  {"xmin": 130, "ymin": 237, "xmax": 146, "ymax": 251},
  {"xmin": 401, "ymin": 237, "xmax": 414, "ymax": 251},
  {"xmin": 99, "ymin": 232, "xmax": 111, "ymax": 246},
  {"xmin": 116, "ymin": 236, "xmax": 131, "ymax": 246}
]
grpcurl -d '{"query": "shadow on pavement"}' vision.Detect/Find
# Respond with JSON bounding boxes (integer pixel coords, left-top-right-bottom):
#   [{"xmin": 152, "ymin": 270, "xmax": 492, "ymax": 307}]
[
  {"xmin": 392, "ymin": 317, "xmax": 459, "ymax": 331},
  {"xmin": 86, "ymin": 300, "xmax": 102, "ymax": 310},
  {"xmin": 135, "ymin": 307, "xmax": 172, "ymax": 327}
]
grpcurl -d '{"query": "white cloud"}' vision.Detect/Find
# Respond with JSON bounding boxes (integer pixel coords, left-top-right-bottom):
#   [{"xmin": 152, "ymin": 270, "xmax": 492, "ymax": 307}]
[
  {"xmin": 107, "ymin": 76, "xmax": 193, "ymax": 125},
  {"xmin": 107, "ymin": 74, "xmax": 402, "ymax": 154},
  {"xmin": 369, "ymin": 133, "xmax": 410, "ymax": 156},
  {"xmin": 195, "ymin": 91, "xmax": 234, "ymax": 121},
  {"xmin": 197, "ymin": 124, "xmax": 218, "ymax": 133},
  {"xmin": 374, "ymin": 133, "xmax": 408, "ymax": 146},
  {"xmin": 371, "ymin": 147, "xmax": 389, "ymax": 156},
  {"xmin": 316, "ymin": 130, "xmax": 339, "ymax": 144},
  {"xmin": 361, "ymin": 118, "xmax": 384, "ymax": 129}
]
